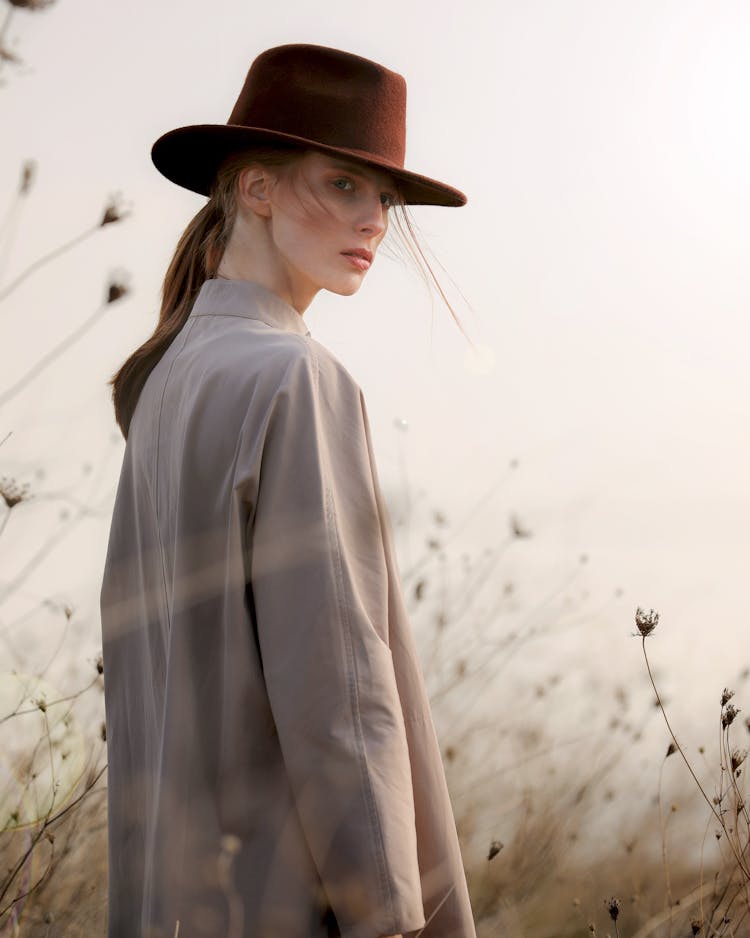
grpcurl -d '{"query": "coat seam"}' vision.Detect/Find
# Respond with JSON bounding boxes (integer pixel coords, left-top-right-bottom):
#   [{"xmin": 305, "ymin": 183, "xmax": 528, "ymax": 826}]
[
  {"xmin": 312, "ymin": 343, "xmax": 395, "ymax": 928},
  {"xmin": 153, "ymin": 318, "xmax": 198, "ymax": 626}
]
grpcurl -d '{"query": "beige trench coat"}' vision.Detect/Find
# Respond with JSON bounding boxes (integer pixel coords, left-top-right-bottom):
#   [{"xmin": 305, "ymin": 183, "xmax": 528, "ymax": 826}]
[{"xmin": 99, "ymin": 277, "xmax": 477, "ymax": 938}]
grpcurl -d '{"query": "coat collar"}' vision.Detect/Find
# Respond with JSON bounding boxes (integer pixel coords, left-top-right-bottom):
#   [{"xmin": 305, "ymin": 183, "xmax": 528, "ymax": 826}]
[{"xmin": 189, "ymin": 277, "xmax": 311, "ymax": 337}]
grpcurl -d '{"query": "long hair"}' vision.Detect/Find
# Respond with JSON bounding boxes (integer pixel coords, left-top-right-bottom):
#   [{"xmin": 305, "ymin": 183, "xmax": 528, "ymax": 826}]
[{"xmin": 107, "ymin": 145, "xmax": 466, "ymax": 440}]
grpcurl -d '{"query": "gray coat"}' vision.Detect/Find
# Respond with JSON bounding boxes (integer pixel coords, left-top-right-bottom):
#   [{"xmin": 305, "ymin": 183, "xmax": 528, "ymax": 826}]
[{"xmin": 99, "ymin": 277, "xmax": 477, "ymax": 938}]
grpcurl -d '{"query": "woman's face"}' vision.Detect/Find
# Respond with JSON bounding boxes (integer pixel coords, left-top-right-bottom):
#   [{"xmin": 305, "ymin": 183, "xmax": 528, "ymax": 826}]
[{"xmin": 266, "ymin": 150, "xmax": 399, "ymax": 299}]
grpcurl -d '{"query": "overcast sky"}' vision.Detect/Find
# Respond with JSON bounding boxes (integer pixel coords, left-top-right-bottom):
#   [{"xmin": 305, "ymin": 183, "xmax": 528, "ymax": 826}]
[{"xmin": 1, "ymin": 0, "xmax": 749, "ymax": 737}]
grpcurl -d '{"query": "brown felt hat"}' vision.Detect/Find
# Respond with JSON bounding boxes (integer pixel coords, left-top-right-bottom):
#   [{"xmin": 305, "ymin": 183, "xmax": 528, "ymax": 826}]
[{"xmin": 151, "ymin": 43, "xmax": 467, "ymax": 208}]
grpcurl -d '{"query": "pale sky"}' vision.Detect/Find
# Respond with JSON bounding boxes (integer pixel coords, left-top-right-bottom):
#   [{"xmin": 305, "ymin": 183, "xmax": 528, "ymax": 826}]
[{"xmin": 1, "ymin": 0, "xmax": 749, "ymax": 748}]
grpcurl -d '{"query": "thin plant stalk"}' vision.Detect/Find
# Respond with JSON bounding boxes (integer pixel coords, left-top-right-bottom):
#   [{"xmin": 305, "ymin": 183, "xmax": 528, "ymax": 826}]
[
  {"xmin": 641, "ymin": 637, "xmax": 750, "ymax": 879},
  {"xmin": 0, "ymin": 225, "xmax": 96, "ymax": 306},
  {"xmin": 0, "ymin": 299, "xmax": 112, "ymax": 409}
]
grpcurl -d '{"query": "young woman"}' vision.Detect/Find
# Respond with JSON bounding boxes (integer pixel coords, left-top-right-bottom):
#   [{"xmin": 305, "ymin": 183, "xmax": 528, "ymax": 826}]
[{"xmin": 100, "ymin": 43, "xmax": 476, "ymax": 938}]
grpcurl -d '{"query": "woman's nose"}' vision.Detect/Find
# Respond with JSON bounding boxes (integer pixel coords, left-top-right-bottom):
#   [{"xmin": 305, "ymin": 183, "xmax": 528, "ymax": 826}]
[{"xmin": 357, "ymin": 196, "xmax": 387, "ymax": 237}]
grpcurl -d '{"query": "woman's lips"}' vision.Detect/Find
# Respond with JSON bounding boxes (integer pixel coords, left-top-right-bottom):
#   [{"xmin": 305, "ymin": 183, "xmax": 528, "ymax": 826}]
[{"xmin": 341, "ymin": 253, "xmax": 371, "ymax": 271}]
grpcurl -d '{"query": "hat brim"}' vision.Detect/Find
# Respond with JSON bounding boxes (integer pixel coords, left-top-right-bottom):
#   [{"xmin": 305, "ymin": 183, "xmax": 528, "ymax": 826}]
[{"xmin": 151, "ymin": 124, "xmax": 467, "ymax": 208}]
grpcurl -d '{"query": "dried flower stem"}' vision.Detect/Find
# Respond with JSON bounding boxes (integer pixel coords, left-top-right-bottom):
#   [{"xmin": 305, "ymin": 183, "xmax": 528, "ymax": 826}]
[
  {"xmin": 0, "ymin": 762, "xmax": 106, "ymax": 916},
  {"xmin": 657, "ymin": 755, "xmax": 674, "ymax": 929},
  {"xmin": 0, "ymin": 299, "xmax": 113, "ymax": 409},
  {"xmin": 0, "ymin": 225, "xmax": 96, "ymax": 306},
  {"xmin": 0, "ymin": 7, "xmax": 14, "ymax": 47},
  {"xmin": 641, "ymin": 637, "xmax": 750, "ymax": 879},
  {"xmin": 0, "ymin": 673, "xmax": 100, "ymax": 725}
]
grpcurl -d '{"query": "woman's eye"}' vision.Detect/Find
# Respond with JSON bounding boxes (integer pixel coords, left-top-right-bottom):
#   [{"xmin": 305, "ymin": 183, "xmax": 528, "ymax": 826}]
[
  {"xmin": 381, "ymin": 192, "xmax": 396, "ymax": 208},
  {"xmin": 332, "ymin": 178, "xmax": 354, "ymax": 191}
]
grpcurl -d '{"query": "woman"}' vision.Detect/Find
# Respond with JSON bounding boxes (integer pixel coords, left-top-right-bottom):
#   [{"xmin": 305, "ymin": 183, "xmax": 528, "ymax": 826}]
[{"xmin": 100, "ymin": 43, "xmax": 476, "ymax": 938}]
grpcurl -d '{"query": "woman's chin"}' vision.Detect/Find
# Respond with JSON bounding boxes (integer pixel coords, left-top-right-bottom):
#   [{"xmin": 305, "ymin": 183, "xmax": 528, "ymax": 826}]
[{"xmin": 326, "ymin": 276, "xmax": 365, "ymax": 297}]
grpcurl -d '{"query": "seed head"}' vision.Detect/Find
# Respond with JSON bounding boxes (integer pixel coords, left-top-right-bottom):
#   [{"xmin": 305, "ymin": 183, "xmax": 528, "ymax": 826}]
[
  {"xmin": 100, "ymin": 193, "xmax": 130, "ymax": 227},
  {"xmin": 666, "ymin": 742, "xmax": 677, "ymax": 758},
  {"xmin": 606, "ymin": 896, "xmax": 621, "ymax": 921},
  {"xmin": 19, "ymin": 159, "xmax": 36, "ymax": 195},
  {"xmin": 635, "ymin": 606, "xmax": 659, "ymax": 637},
  {"xmin": 220, "ymin": 833, "xmax": 241, "ymax": 856},
  {"xmin": 487, "ymin": 839, "xmax": 504, "ymax": 861},
  {"xmin": 107, "ymin": 275, "xmax": 131, "ymax": 304},
  {"xmin": 510, "ymin": 514, "xmax": 532, "ymax": 538},
  {"xmin": 730, "ymin": 749, "xmax": 747, "ymax": 773},
  {"xmin": 723, "ymin": 704, "xmax": 741, "ymax": 729},
  {"xmin": 0, "ymin": 476, "xmax": 31, "ymax": 508},
  {"xmin": 8, "ymin": 0, "xmax": 57, "ymax": 8},
  {"xmin": 721, "ymin": 688, "xmax": 735, "ymax": 707}
]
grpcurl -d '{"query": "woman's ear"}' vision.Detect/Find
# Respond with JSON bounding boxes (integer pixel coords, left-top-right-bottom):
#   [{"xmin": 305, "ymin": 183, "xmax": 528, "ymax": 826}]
[{"xmin": 237, "ymin": 166, "xmax": 274, "ymax": 218}]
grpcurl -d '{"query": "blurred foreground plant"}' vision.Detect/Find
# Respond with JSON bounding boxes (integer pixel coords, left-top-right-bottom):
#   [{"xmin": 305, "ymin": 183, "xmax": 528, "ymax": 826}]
[
  {"xmin": 632, "ymin": 606, "xmax": 750, "ymax": 937},
  {"xmin": 0, "ymin": 663, "xmax": 106, "ymax": 934}
]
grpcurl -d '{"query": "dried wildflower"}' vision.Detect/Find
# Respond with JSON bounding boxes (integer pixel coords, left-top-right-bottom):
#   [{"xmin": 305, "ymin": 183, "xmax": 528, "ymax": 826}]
[
  {"xmin": 100, "ymin": 193, "xmax": 130, "ymax": 227},
  {"xmin": 722, "ymin": 704, "xmax": 740, "ymax": 729},
  {"xmin": 0, "ymin": 476, "xmax": 31, "ymax": 508},
  {"xmin": 721, "ymin": 688, "xmax": 735, "ymax": 707},
  {"xmin": 606, "ymin": 896, "xmax": 621, "ymax": 921},
  {"xmin": 487, "ymin": 839, "xmax": 503, "ymax": 861},
  {"xmin": 19, "ymin": 159, "xmax": 36, "ymax": 194},
  {"xmin": 95, "ymin": 654, "xmax": 104, "ymax": 675},
  {"xmin": 635, "ymin": 606, "xmax": 659, "ymax": 637},
  {"xmin": 666, "ymin": 742, "xmax": 676, "ymax": 758},
  {"xmin": 220, "ymin": 833, "xmax": 241, "ymax": 855},
  {"xmin": 107, "ymin": 276, "xmax": 131, "ymax": 304},
  {"xmin": 0, "ymin": 45, "xmax": 22, "ymax": 65},
  {"xmin": 730, "ymin": 749, "xmax": 747, "ymax": 773},
  {"xmin": 8, "ymin": 0, "xmax": 57, "ymax": 8},
  {"xmin": 510, "ymin": 514, "xmax": 531, "ymax": 538},
  {"xmin": 34, "ymin": 696, "xmax": 47, "ymax": 713}
]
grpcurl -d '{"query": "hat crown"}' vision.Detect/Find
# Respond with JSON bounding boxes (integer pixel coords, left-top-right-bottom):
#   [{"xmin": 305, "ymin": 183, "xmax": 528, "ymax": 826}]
[
  {"xmin": 227, "ymin": 44, "xmax": 407, "ymax": 167},
  {"xmin": 150, "ymin": 42, "xmax": 466, "ymax": 206}
]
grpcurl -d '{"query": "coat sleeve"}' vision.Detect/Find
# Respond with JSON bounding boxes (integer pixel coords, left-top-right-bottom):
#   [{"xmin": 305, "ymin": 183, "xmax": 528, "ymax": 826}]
[{"xmin": 245, "ymin": 341, "xmax": 426, "ymax": 938}]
